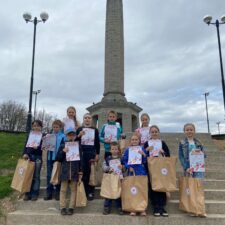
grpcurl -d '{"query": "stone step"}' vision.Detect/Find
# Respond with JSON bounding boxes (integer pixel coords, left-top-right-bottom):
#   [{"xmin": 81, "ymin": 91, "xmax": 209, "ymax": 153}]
[{"xmin": 14, "ymin": 198, "xmax": 225, "ymax": 215}]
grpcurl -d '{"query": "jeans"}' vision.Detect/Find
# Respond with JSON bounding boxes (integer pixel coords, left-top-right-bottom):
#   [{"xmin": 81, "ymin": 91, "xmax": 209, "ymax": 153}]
[
  {"xmin": 46, "ymin": 160, "xmax": 60, "ymax": 195},
  {"xmin": 25, "ymin": 154, "xmax": 42, "ymax": 198},
  {"xmin": 104, "ymin": 198, "xmax": 121, "ymax": 208}
]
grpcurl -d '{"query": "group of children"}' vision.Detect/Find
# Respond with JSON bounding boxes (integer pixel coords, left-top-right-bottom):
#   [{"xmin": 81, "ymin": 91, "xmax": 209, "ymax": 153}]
[{"xmin": 22, "ymin": 106, "xmax": 205, "ymax": 217}]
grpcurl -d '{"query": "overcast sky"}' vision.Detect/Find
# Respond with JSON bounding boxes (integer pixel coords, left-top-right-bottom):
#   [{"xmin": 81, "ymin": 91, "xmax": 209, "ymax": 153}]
[{"xmin": 1, "ymin": 0, "xmax": 225, "ymax": 134}]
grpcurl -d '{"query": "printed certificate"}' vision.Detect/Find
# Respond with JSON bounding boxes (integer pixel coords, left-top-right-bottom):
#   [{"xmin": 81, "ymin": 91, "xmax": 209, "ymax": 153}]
[
  {"xmin": 128, "ymin": 146, "xmax": 142, "ymax": 165},
  {"xmin": 81, "ymin": 128, "xmax": 95, "ymax": 146},
  {"xmin": 140, "ymin": 127, "xmax": 150, "ymax": 144},
  {"xmin": 189, "ymin": 150, "xmax": 205, "ymax": 172},
  {"xmin": 26, "ymin": 131, "xmax": 42, "ymax": 148},
  {"xmin": 109, "ymin": 159, "xmax": 122, "ymax": 176},
  {"xmin": 148, "ymin": 139, "xmax": 162, "ymax": 157},
  {"xmin": 63, "ymin": 118, "xmax": 75, "ymax": 133},
  {"xmin": 104, "ymin": 125, "xmax": 117, "ymax": 142},
  {"xmin": 42, "ymin": 134, "xmax": 56, "ymax": 151},
  {"xmin": 66, "ymin": 142, "xmax": 80, "ymax": 161}
]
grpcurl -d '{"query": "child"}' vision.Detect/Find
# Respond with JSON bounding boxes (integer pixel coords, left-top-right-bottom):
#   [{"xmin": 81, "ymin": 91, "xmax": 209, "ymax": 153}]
[
  {"xmin": 179, "ymin": 123, "xmax": 205, "ymax": 179},
  {"xmin": 135, "ymin": 113, "xmax": 151, "ymax": 146},
  {"xmin": 63, "ymin": 106, "xmax": 80, "ymax": 133},
  {"xmin": 102, "ymin": 142, "xmax": 123, "ymax": 215},
  {"xmin": 122, "ymin": 133, "xmax": 147, "ymax": 216},
  {"xmin": 43, "ymin": 119, "xmax": 65, "ymax": 201},
  {"xmin": 100, "ymin": 110, "xmax": 123, "ymax": 159},
  {"xmin": 144, "ymin": 125, "xmax": 170, "ymax": 217},
  {"xmin": 56, "ymin": 128, "xmax": 83, "ymax": 215},
  {"xmin": 76, "ymin": 113, "xmax": 100, "ymax": 201},
  {"xmin": 23, "ymin": 120, "xmax": 43, "ymax": 201}
]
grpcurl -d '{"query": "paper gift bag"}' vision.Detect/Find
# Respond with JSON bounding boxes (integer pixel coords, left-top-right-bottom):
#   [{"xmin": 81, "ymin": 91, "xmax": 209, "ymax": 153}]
[
  {"xmin": 76, "ymin": 181, "xmax": 87, "ymax": 207},
  {"xmin": 179, "ymin": 176, "xmax": 206, "ymax": 216},
  {"xmin": 89, "ymin": 162, "xmax": 97, "ymax": 186},
  {"xmin": 100, "ymin": 173, "xmax": 121, "ymax": 199},
  {"xmin": 119, "ymin": 139, "xmax": 127, "ymax": 155},
  {"xmin": 50, "ymin": 161, "xmax": 61, "ymax": 185},
  {"xmin": 148, "ymin": 156, "xmax": 177, "ymax": 192},
  {"xmin": 11, "ymin": 159, "xmax": 35, "ymax": 193},
  {"xmin": 121, "ymin": 175, "xmax": 148, "ymax": 212}
]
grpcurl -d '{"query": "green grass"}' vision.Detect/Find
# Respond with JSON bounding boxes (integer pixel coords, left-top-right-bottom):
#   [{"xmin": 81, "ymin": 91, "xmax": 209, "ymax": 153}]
[
  {"xmin": 0, "ymin": 132, "xmax": 26, "ymax": 169},
  {"xmin": 0, "ymin": 175, "xmax": 13, "ymax": 199}
]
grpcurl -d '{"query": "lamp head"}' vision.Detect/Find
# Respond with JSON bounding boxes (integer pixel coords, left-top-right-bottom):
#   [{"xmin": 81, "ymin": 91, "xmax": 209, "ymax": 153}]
[
  {"xmin": 221, "ymin": 15, "xmax": 225, "ymax": 23},
  {"xmin": 203, "ymin": 15, "xmax": 212, "ymax": 25},
  {"xmin": 40, "ymin": 12, "xmax": 49, "ymax": 22},
  {"xmin": 23, "ymin": 12, "xmax": 32, "ymax": 23}
]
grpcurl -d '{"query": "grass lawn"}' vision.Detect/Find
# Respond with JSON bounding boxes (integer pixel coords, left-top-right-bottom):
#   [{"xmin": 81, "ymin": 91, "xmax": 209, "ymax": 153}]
[{"xmin": 0, "ymin": 175, "xmax": 13, "ymax": 199}]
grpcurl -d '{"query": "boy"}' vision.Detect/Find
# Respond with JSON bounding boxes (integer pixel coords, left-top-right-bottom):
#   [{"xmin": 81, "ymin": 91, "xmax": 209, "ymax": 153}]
[
  {"xmin": 100, "ymin": 110, "xmax": 123, "ymax": 159},
  {"xmin": 102, "ymin": 142, "xmax": 123, "ymax": 215}
]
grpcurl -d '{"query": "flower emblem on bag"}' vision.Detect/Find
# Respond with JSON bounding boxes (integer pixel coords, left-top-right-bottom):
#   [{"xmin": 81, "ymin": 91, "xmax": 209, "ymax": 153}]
[
  {"xmin": 185, "ymin": 188, "xmax": 190, "ymax": 195},
  {"xmin": 161, "ymin": 168, "xmax": 168, "ymax": 175},
  {"xmin": 130, "ymin": 186, "xmax": 138, "ymax": 195},
  {"xmin": 18, "ymin": 167, "xmax": 25, "ymax": 176}
]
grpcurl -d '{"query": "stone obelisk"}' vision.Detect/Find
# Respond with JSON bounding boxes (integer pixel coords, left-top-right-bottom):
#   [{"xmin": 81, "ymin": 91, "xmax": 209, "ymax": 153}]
[{"xmin": 87, "ymin": 0, "xmax": 142, "ymax": 133}]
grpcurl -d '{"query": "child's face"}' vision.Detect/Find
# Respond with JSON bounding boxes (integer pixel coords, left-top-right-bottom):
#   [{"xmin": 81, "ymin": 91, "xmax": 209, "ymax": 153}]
[
  {"xmin": 184, "ymin": 125, "xmax": 195, "ymax": 139},
  {"xmin": 52, "ymin": 124, "xmax": 61, "ymax": 133},
  {"xmin": 141, "ymin": 116, "xmax": 149, "ymax": 127},
  {"xmin": 130, "ymin": 135, "xmax": 140, "ymax": 146},
  {"xmin": 32, "ymin": 122, "xmax": 41, "ymax": 132},
  {"xmin": 108, "ymin": 113, "xmax": 116, "ymax": 122},
  {"xmin": 110, "ymin": 145, "xmax": 119, "ymax": 156},
  {"xmin": 66, "ymin": 133, "xmax": 76, "ymax": 141},
  {"xmin": 150, "ymin": 127, "xmax": 159, "ymax": 139},
  {"xmin": 67, "ymin": 108, "xmax": 76, "ymax": 119},
  {"xmin": 83, "ymin": 115, "xmax": 92, "ymax": 126}
]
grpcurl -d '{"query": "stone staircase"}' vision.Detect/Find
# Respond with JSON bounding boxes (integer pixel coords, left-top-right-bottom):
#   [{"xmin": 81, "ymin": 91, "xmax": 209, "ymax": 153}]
[{"xmin": 7, "ymin": 133, "xmax": 225, "ymax": 225}]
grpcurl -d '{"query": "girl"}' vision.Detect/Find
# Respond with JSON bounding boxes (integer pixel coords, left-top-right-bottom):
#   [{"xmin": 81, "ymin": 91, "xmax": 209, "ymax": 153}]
[
  {"xmin": 144, "ymin": 125, "xmax": 170, "ymax": 217},
  {"xmin": 63, "ymin": 106, "xmax": 80, "ymax": 133},
  {"xmin": 135, "ymin": 113, "xmax": 151, "ymax": 146},
  {"xmin": 23, "ymin": 120, "xmax": 43, "ymax": 201},
  {"xmin": 122, "ymin": 133, "xmax": 147, "ymax": 216},
  {"xmin": 76, "ymin": 113, "xmax": 100, "ymax": 200},
  {"xmin": 178, "ymin": 123, "xmax": 205, "ymax": 179}
]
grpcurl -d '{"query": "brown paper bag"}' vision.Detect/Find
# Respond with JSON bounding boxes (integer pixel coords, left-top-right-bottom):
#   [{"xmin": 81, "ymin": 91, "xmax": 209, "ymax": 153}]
[
  {"xmin": 50, "ymin": 161, "xmax": 61, "ymax": 185},
  {"xmin": 121, "ymin": 175, "xmax": 148, "ymax": 212},
  {"xmin": 148, "ymin": 156, "xmax": 177, "ymax": 192},
  {"xmin": 11, "ymin": 159, "xmax": 35, "ymax": 193},
  {"xmin": 76, "ymin": 181, "xmax": 87, "ymax": 207},
  {"xmin": 100, "ymin": 173, "xmax": 121, "ymax": 199},
  {"xmin": 119, "ymin": 139, "xmax": 127, "ymax": 155},
  {"xmin": 89, "ymin": 162, "xmax": 97, "ymax": 186},
  {"xmin": 179, "ymin": 176, "xmax": 206, "ymax": 216}
]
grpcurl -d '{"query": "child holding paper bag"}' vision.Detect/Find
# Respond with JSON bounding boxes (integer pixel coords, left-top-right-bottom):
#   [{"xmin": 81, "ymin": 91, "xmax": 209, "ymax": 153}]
[
  {"xmin": 22, "ymin": 120, "xmax": 43, "ymax": 201},
  {"xmin": 122, "ymin": 133, "xmax": 148, "ymax": 216},
  {"xmin": 144, "ymin": 125, "xmax": 170, "ymax": 217},
  {"xmin": 56, "ymin": 128, "xmax": 83, "ymax": 216}
]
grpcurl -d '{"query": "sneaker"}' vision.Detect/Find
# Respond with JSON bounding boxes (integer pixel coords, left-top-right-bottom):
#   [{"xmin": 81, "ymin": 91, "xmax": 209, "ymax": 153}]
[
  {"xmin": 140, "ymin": 211, "xmax": 147, "ymax": 216},
  {"xmin": 67, "ymin": 208, "xmax": 74, "ymax": 215},
  {"xmin": 23, "ymin": 195, "xmax": 31, "ymax": 201},
  {"xmin": 31, "ymin": 196, "xmax": 38, "ymax": 201},
  {"xmin": 153, "ymin": 209, "xmax": 160, "ymax": 217},
  {"xmin": 44, "ymin": 194, "xmax": 52, "ymax": 201},
  {"xmin": 130, "ymin": 212, "xmax": 136, "ymax": 216},
  {"xmin": 118, "ymin": 208, "xmax": 124, "ymax": 215},
  {"xmin": 103, "ymin": 207, "xmax": 110, "ymax": 215},
  {"xmin": 87, "ymin": 193, "xmax": 94, "ymax": 201},
  {"xmin": 61, "ymin": 208, "xmax": 67, "ymax": 216},
  {"xmin": 54, "ymin": 192, "xmax": 60, "ymax": 201},
  {"xmin": 160, "ymin": 209, "xmax": 168, "ymax": 217}
]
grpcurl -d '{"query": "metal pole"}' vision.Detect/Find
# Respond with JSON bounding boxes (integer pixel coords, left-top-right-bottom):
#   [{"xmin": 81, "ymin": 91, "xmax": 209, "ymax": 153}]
[
  {"xmin": 26, "ymin": 17, "xmax": 37, "ymax": 133},
  {"xmin": 34, "ymin": 92, "xmax": 37, "ymax": 120},
  {"xmin": 216, "ymin": 20, "xmax": 225, "ymax": 111},
  {"xmin": 204, "ymin": 92, "xmax": 210, "ymax": 133}
]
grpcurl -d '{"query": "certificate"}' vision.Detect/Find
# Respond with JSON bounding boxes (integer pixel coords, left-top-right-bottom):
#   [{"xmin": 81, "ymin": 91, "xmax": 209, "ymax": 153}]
[
  {"xmin": 128, "ymin": 146, "xmax": 142, "ymax": 165},
  {"xmin": 104, "ymin": 125, "xmax": 117, "ymax": 142},
  {"xmin": 189, "ymin": 150, "xmax": 205, "ymax": 172},
  {"xmin": 109, "ymin": 159, "xmax": 122, "ymax": 176},
  {"xmin": 26, "ymin": 131, "xmax": 42, "ymax": 148},
  {"xmin": 140, "ymin": 127, "xmax": 150, "ymax": 144},
  {"xmin": 42, "ymin": 134, "xmax": 56, "ymax": 151},
  {"xmin": 81, "ymin": 128, "xmax": 95, "ymax": 146},
  {"xmin": 66, "ymin": 142, "xmax": 80, "ymax": 161},
  {"xmin": 148, "ymin": 139, "xmax": 162, "ymax": 157},
  {"xmin": 63, "ymin": 118, "xmax": 75, "ymax": 133}
]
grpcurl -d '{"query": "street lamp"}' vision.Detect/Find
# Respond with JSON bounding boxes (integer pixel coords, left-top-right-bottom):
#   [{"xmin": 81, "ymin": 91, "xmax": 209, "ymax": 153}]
[
  {"xmin": 203, "ymin": 15, "xmax": 225, "ymax": 111},
  {"xmin": 23, "ymin": 12, "xmax": 49, "ymax": 133},
  {"xmin": 216, "ymin": 121, "xmax": 221, "ymax": 134},
  {"xmin": 203, "ymin": 92, "xmax": 210, "ymax": 133},
  {"xmin": 33, "ymin": 89, "xmax": 41, "ymax": 120}
]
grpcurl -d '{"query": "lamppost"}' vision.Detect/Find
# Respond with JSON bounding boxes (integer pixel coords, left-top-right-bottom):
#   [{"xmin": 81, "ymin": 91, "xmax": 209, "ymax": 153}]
[
  {"xmin": 23, "ymin": 12, "xmax": 49, "ymax": 133},
  {"xmin": 33, "ymin": 89, "xmax": 41, "ymax": 120},
  {"xmin": 203, "ymin": 15, "xmax": 225, "ymax": 111},
  {"xmin": 203, "ymin": 92, "xmax": 210, "ymax": 133},
  {"xmin": 216, "ymin": 121, "xmax": 221, "ymax": 134}
]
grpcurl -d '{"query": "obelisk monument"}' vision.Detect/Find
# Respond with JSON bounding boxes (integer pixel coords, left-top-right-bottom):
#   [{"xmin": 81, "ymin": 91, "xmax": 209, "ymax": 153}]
[{"xmin": 87, "ymin": 0, "xmax": 142, "ymax": 133}]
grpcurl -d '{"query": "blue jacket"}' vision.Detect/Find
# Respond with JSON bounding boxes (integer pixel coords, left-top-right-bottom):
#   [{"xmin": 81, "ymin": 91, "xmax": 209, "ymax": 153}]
[
  {"xmin": 47, "ymin": 131, "xmax": 65, "ymax": 161},
  {"xmin": 122, "ymin": 146, "xmax": 147, "ymax": 176},
  {"xmin": 100, "ymin": 121, "xmax": 123, "ymax": 152},
  {"xmin": 178, "ymin": 137, "xmax": 205, "ymax": 171}
]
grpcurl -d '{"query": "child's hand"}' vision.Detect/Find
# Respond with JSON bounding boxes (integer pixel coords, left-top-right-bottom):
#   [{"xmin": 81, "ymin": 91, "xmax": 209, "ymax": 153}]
[
  {"xmin": 129, "ymin": 167, "xmax": 134, "ymax": 173},
  {"xmin": 138, "ymin": 150, "xmax": 146, "ymax": 157},
  {"xmin": 78, "ymin": 172, "xmax": 83, "ymax": 182},
  {"xmin": 23, "ymin": 154, "xmax": 29, "ymax": 160},
  {"xmin": 159, "ymin": 149, "xmax": 165, "ymax": 155},
  {"xmin": 33, "ymin": 146, "xmax": 38, "ymax": 150},
  {"xmin": 146, "ymin": 146, "xmax": 153, "ymax": 152},
  {"xmin": 186, "ymin": 168, "xmax": 193, "ymax": 175},
  {"xmin": 118, "ymin": 165, "xmax": 123, "ymax": 170},
  {"xmin": 109, "ymin": 168, "xmax": 114, "ymax": 173},
  {"xmin": 78, "ymin": 130, "xmax": 85, "ymax": 138},
  {"xmin": 63, "ymin": 147, "xmax": 69, "ymax": 153},
  {"xmin": 95, "ymin": 155, "xmax": 99, "ymax": 162}
]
